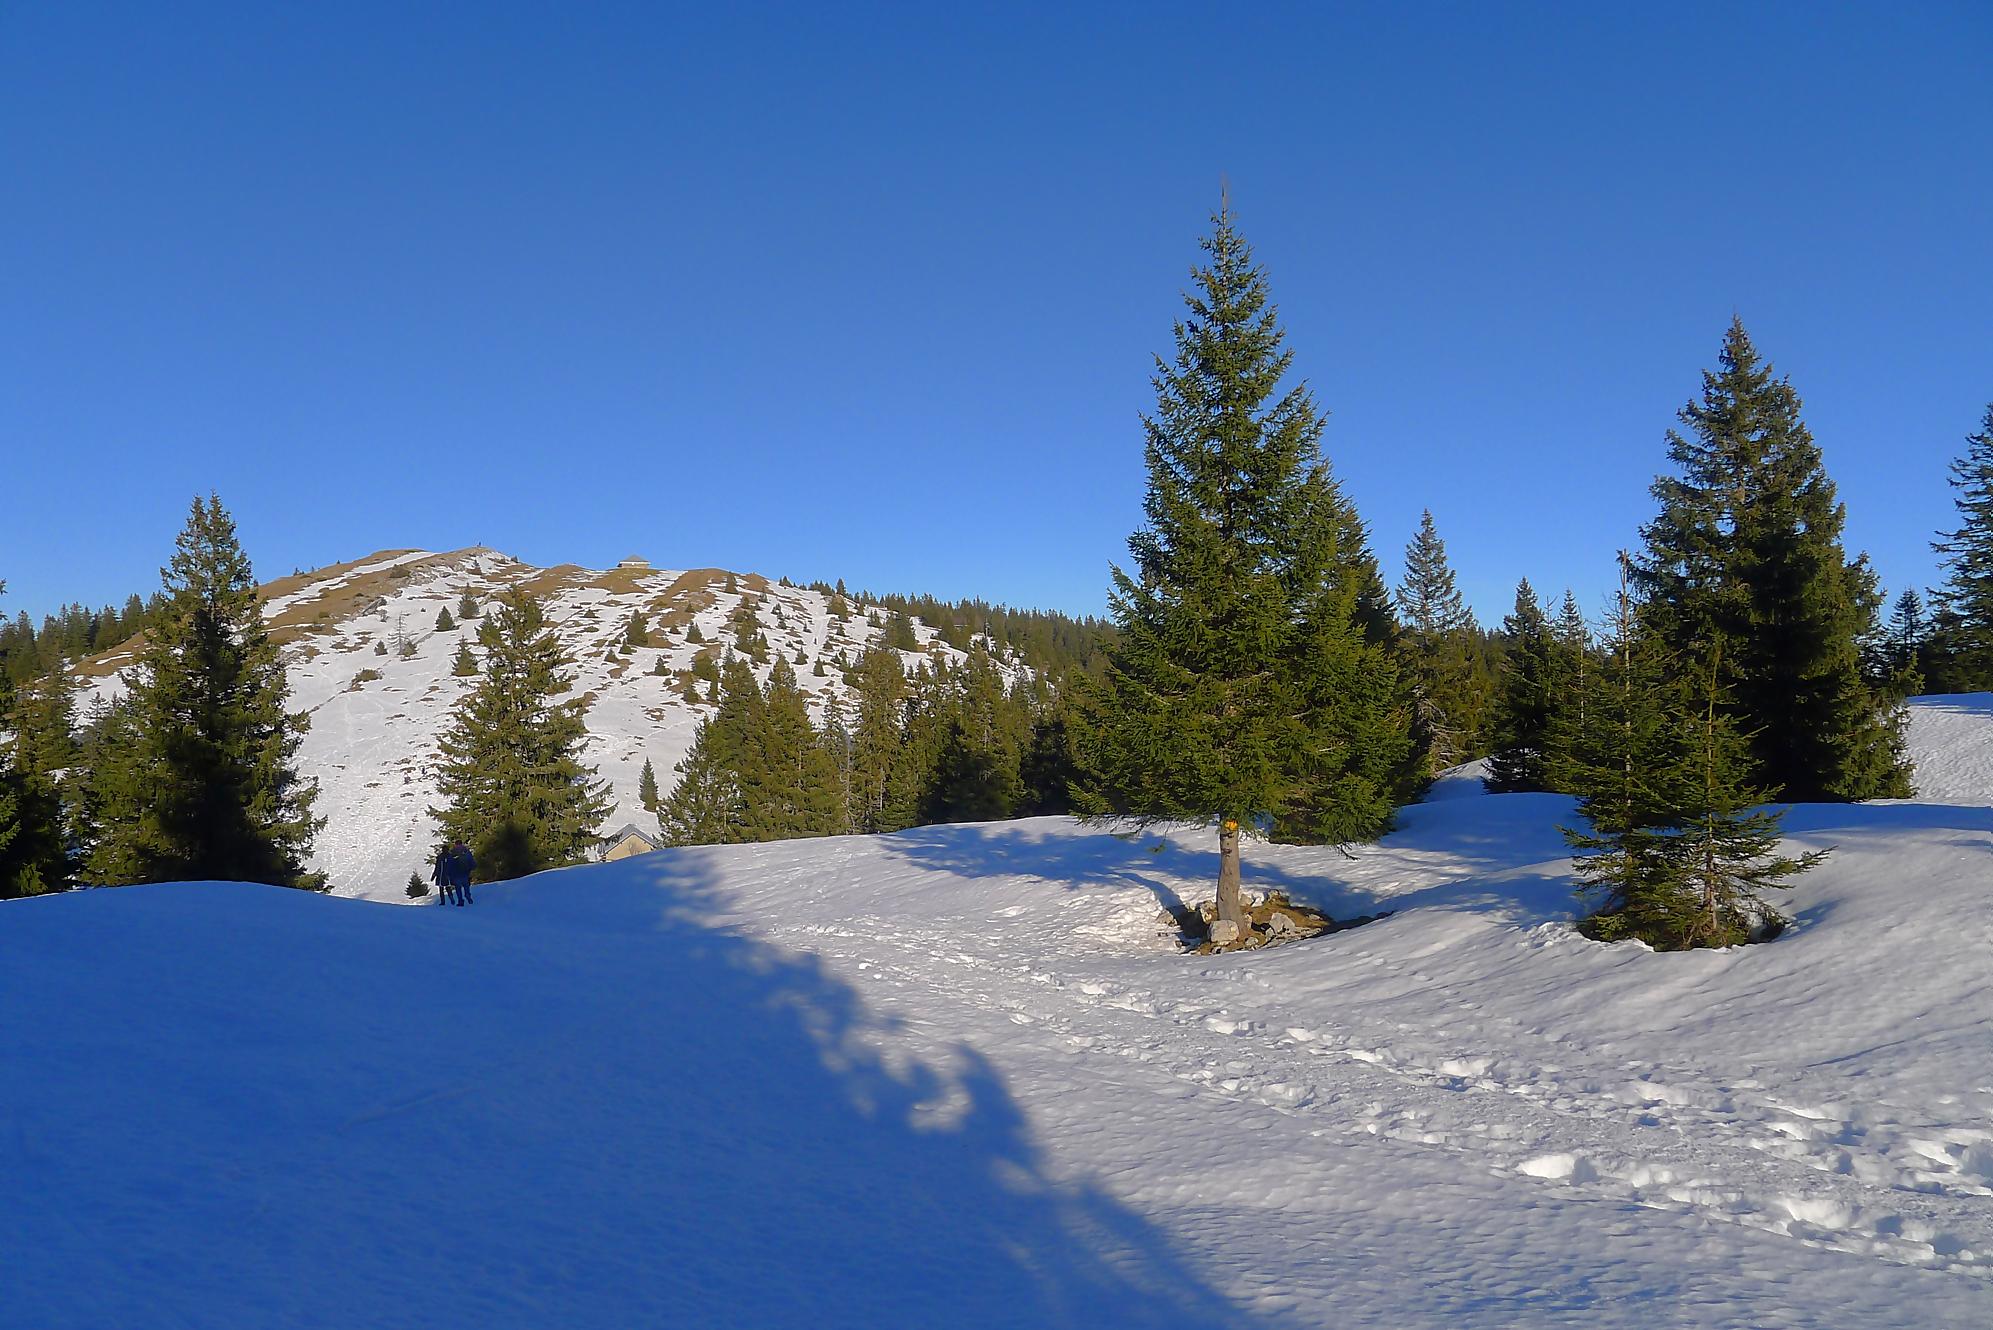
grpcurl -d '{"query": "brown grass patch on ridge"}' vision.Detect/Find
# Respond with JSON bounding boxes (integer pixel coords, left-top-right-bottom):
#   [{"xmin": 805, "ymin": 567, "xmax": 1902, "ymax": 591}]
[{"xmin": 265, "ymin": 550, "xmax": 472, "ymax": 644}]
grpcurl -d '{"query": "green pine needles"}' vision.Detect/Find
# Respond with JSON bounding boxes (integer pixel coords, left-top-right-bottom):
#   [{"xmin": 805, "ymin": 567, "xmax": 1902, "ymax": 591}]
[
  {"xmin": 1562, "ymin": 557, "xmax": 1826, "ymax": 949},
  {"xmin": 1636, "ymin": 320, "xmax": 1910, "ymax": 802},
  {"xmin": 429, "ymin": 589, "xmax": 611, "ymax": 882},
  {"xmin": 1075, "ymin": 205, "xmax": 1421, "ymax": 928},
  {"xmin": 82, "ymin": 495, "xmax": 324, "ymax": 888},
  {"xmin": 659, "ymin": 657, "xmax": 843, "ymax": 845},
  {"xmin": 1927, "ymin": 404, "xmax": 1993, "ymax": 691}
]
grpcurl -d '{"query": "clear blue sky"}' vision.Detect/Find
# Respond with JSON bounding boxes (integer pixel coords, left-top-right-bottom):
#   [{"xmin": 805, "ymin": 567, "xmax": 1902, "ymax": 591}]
[{"xmin": 4, "ymin": 2, "xmax": 1988, "ymax": 626}]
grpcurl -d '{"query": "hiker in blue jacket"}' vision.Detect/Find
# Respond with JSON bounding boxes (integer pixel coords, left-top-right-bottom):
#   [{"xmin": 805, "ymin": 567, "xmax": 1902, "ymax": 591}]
[
  {"xmin": 429, "ymin": 845, "xmax": 458, "ymax": 907},
  {"xmin": 447, "ymin": 839, "xmax": 476, "ymax": 907}
]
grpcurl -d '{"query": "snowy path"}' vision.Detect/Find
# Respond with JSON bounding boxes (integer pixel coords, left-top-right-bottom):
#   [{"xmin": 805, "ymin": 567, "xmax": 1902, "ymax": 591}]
[{"xmin": 785, "ymin": 905, "xmax": 1990, "ymax": 1278}]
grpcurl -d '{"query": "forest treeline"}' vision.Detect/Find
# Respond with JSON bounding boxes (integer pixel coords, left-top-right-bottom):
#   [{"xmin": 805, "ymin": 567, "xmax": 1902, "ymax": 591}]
[{"xmin": 6, "ymin": 210, "xmax": 1992, "ymax": 958}]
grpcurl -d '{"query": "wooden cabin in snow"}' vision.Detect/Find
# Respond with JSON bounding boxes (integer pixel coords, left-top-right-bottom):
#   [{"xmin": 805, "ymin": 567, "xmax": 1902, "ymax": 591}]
[{"xmin": 598, "ymin": 823, "xmax": 661, "ymax": 863}]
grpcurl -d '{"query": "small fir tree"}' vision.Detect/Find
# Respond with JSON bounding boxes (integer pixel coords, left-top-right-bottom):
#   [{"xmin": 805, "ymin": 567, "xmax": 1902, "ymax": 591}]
[
  {"xmin": 638, "ymin": 757, "xmax": 660, "ymax": 813},
  {"xmin": 1484, "ymin": 580, "xmax": 1561, "ymax": 792},
  {"xmin": 1395, "ymin": 509, "xmax": 1481, "ymax": 772},
  {"xmin": 1563, "ymin": 557, "xmax": 1826, "ymax": 948},
  {"xmin": 1880, "ymin": 588, "xmax": 1927, "ymax": 692},
  {"xmin": 458, "ymin": 591, "xmax": 479, "ymax": 619},
  {"xmin": 405, "ymin": 871, "xmax": 428, "ymax": 900},
  {"xmin": 436, "ymin": 607, "xmax": 456, "ymax": 632},
  {"xmin": 451, "ymin": 642, "xmax": 478, "ymax": 677}
]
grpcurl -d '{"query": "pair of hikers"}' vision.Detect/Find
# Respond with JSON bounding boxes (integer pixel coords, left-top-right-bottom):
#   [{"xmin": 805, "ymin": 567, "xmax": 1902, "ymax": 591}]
[{"xmin": 431, "ymin": 839, "xmax": 476, "ymax": 907}]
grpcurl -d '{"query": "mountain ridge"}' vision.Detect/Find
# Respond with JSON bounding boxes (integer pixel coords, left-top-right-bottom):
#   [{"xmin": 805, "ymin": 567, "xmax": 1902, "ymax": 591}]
[{"xmin": 77, "ymin": 547, "xmax": 1035, "ymax": 898}]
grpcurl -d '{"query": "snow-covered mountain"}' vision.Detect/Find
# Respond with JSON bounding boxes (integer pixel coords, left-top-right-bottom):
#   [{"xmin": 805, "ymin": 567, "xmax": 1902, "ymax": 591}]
[
  {"xmin": 8, "ymin": 697, "xmax": 1990, "ymax": 1326},
  {"xmin": 79, "ymin": 548, "xmax": 1019, "ymax": 898}
]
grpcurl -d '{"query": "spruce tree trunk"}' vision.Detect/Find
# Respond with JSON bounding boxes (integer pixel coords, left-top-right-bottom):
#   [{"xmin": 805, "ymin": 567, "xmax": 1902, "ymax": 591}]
[{"xmin": 1216, "ymin": 819, "xmax": 1245, "ymax": 927}]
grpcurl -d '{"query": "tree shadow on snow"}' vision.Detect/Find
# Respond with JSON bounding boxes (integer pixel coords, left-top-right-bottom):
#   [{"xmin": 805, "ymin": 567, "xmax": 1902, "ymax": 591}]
[
  {"xmin": 3, "ymin": 854, "xmax": 1254, "ymax": 1329},
  {"xmin": 881, "ymin": 811, "xmax": 1590, "ymax": 932}
]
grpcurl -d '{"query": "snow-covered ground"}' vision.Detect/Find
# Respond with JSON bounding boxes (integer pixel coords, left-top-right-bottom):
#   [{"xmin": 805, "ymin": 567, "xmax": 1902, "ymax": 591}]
[
  {"xmin": 7, "ymin": 697, "xmax": 1989, "ymax": 1326},
  {"xmin": 79, "ymin": 549, "xmax": 1013, "ymax": 899}
]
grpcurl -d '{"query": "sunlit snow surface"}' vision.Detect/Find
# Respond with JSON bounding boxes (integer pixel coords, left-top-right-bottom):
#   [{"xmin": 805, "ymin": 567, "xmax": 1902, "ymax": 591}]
[{"xmin": 6, "ymin": 697, "xmax": 1990, "ymax": 1326}]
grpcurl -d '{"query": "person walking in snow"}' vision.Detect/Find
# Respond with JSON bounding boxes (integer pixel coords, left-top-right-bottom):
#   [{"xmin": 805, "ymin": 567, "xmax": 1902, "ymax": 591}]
[
  {"xmin": 429, "ymin": 844, "xmax": 459, "ymax": 907},
  {"xmin": 447, "ymin": 838, "xmax": 476, "ymax": 907}
]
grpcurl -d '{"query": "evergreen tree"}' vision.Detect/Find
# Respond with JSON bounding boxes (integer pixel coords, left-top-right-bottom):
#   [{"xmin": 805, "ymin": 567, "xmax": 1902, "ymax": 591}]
[
  {"xmin": 1564, "ymin": 555, "xmax": 1828, "ymax": 949},
  {"xmin": 429, "ymin": 589, "xmax": 611, "ymax": 881},
  {"xmin": 405, "ymin": 871, "xmax": 428, "ymax": 900},
  {"xmin": 1637, "ymin": 321, "xmax": 1910, "ymax": 800},
  {"xmin": 638, "ymin": 757, "xmax": 660, "ymax": 813},
  {"xmin": 73, "ymin": 697, "xmax": 148, "ymax": 886},
  {"xmin": 1483, "ymin": 580, "xmax": 1566, "ymax": 793},
  {"xmin": 686, "ymin": 621, "xmax": 705, "ymax": 643},
  {"xmin": 0, "ymin": 578, "xmax": 30, "ymax": 896},
  {"xmin": 659, "ymin": 656, "xmax": 839, "ymax": 846},
  {"xmin": 1395, "ymin": 509, "xmax": 1483, "ymax": 771},
  {"xmin": 819, "ymin": 692, "xmax": 857, "ymax": 832},
  {"xmin": 1017, "ymin": 688, "xmax": 1081, "ymax": 817},
  {"xmin": 451, "ymin": 642, "xmax": 478, "ymax": 677},
  {"xmin": 89, "ymin": 496, "xmax": 323, "ymax": 887},
  {"xmin": 625, "ymin": 612, "xmax": 650, "ymax": 648},
  {"xmin": 1881, "ymin": 588, "xmax": 1927, "ymax": 690},
  {"xmin": 884, "ymin": 611, "xmax": 920, "ymax": 652},
  {"xmin": 0, "ymin": 750, "xmax": 22, "ymax": 898},
  {"xmin": 882, "ymin": 664, "xmax": 951, "ymax": 831},
  {"xmin": 657, "ymin": 678, "xmax": 749, "ymax": 846},
  {"xmin": 736, "ymin": 659, "xmax": 845, "ymax": 840},
  {"xmin": 436, "ymin": 606, "xmax": 455, "ymax": 632},
  {"xmin": 1927, "ymin": 404, "xmax": 1993, "ymax": 691},
  {"xmin": 1, "ymin": 667, "xmax": 78, "ymax": 895},
  {"xmin": 1563, "ymin": 560, "xmax": 1680, "ymax": 828},
  {"xmin": 458, "ymin": 591, "xmax": 479, "ymax": 619},
  {"xmin": 1074, "ymin": 205, "xmax": 1422, "ymax": 930},
  {"xmin": 847, "ymin": 646, "xmax": 909, "ymax": 833}
]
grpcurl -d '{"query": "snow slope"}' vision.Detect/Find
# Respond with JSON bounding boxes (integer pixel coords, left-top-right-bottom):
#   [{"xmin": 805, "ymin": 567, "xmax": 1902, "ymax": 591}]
[
  {"xmin": 78, "ymin": 549, "xmax": 1014, "ymax": 900},
  {"xmin": 6, "ymin": 699, "xmax": 1989, "ymax": 1326}
]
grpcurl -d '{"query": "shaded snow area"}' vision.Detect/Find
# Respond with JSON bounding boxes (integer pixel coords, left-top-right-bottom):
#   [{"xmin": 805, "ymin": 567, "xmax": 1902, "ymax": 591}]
[
  {"xmin": 78, "ymin": 549, "xmax": 1014, "ymax": 900},
  {"xmin": 7, "ymin": 703, "xmax": 1990, "ymax": 1326}
]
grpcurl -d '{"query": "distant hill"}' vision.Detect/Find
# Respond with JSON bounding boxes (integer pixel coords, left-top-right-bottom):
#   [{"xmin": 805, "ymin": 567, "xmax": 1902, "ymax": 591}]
[{"xmin": 76, "ymin": 548, "xmax": 1057, "ymax": 898}]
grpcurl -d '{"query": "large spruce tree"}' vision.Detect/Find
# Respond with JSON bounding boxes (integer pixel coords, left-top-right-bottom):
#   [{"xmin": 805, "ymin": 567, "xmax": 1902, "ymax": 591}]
[
  {"xmin": 429, "ymin": 588, "xmax": 610, "ymax": 881},
  {"xmin": 1076, "ymin": 206, "xmax": 1421, "ymax": 931},
  {"xmin": 1636, "ymin": 321, "xmax": 1909, "ymax": 801},
  {"xmin": 1927, "ymin": 404, "xmax": 1993, "ymax": 691},
  {"xmin": 90, "ymin": 496, "xmax": 323, "ymax": 887}
]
